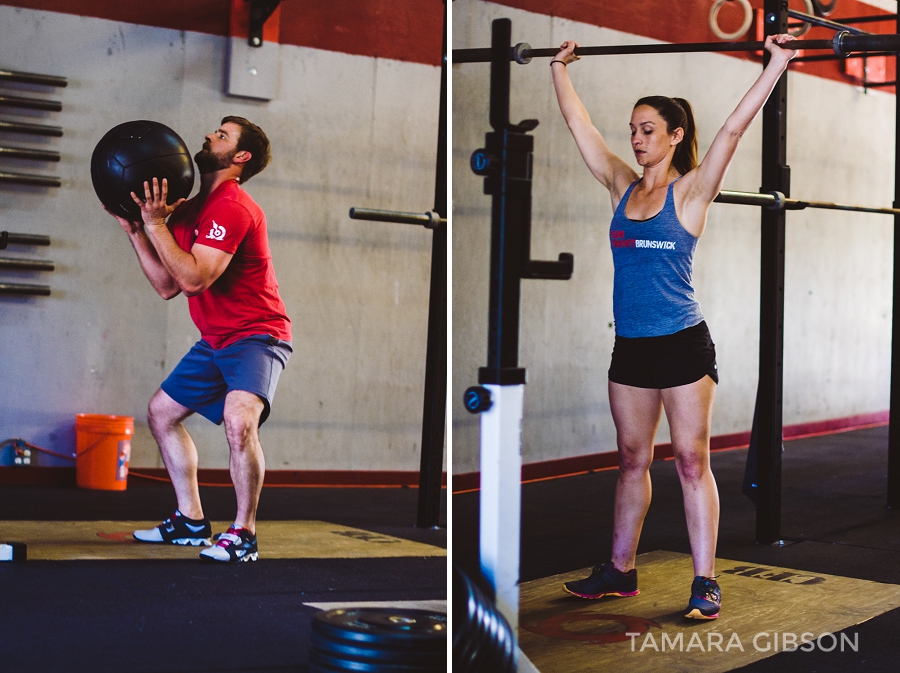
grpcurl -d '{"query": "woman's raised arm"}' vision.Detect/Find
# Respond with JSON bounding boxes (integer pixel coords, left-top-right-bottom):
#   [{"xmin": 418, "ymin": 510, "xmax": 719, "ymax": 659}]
[
  {"xmin": 551, "ymin": 40, "xmax": 638, "ymax": 202},
  {"xmin": 681, "ymin": 34, "xmax": 797, "ymax": 221}
]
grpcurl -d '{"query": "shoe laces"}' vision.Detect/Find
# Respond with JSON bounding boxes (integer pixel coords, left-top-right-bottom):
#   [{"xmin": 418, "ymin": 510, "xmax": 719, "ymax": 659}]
[
  {"xmin": 162, "ymin": 510, "xmax": 186, "ymax": 526},
  {"xmin": 694, "ymin": 576, "xmax": 720, "ymax": 601},
  {"xmin": 216, "ymin": 526, "xmax": 244, "ymax": 548}
]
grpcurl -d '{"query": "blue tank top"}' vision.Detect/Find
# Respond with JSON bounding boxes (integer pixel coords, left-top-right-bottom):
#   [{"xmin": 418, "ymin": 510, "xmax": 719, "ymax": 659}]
[{"xmin": 609, "ymin": 179, "xmax": 704, "ymax": 337}]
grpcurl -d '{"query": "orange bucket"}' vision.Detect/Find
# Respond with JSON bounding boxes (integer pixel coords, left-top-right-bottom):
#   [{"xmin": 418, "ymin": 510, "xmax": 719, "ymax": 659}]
[{"xmin": 75, "ymin": 414, "xmax": 134, "ymax": 491}]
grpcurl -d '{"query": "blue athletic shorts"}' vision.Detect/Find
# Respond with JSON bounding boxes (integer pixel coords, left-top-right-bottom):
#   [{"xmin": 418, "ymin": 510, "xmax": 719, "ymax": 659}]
[{"xmin": 160, "ymin": 334, "xmax": 292, "ymax": 425}]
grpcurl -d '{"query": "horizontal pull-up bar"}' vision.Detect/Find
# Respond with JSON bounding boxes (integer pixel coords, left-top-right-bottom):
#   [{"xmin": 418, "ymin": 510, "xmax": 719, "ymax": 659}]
[
  {"xmin": 716, "ymin": 189, "xmax": 900, "ymax": 216},
  {"xmin": 349, "ymin": 207, "xmax": 446, "ymax": 229},
  {"xmin": 793, "ymin": 50, "xmax": 894, "ymax": 63},
  {"xmin": 452, "ymin": 31, "xmax": 900, "ymax": 64}
]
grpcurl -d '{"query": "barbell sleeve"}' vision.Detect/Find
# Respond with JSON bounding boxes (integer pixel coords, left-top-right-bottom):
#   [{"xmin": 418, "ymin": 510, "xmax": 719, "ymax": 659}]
[
  {"xmin": 715, "ymin": 189, "xmax": 900, "ymax": 215},
  {"xmin": 349, "ymin": 207, "xmax": 447, "ymax": 228}
]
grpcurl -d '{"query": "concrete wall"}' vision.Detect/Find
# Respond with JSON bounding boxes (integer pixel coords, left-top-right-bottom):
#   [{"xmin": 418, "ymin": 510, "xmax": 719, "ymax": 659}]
[
  {"xmin": 452, "ymin": 0, "xmax": 895, "ymax": 473},
  {"xmin": 0, "ymin": 5, "xmax": 442, "ymax": 470}
]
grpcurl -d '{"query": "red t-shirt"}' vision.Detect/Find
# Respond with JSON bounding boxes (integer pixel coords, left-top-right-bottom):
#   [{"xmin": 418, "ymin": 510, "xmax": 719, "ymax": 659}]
[{"xmin": 167, "ymin": 180, "xmax": 291, "ymax": 349}]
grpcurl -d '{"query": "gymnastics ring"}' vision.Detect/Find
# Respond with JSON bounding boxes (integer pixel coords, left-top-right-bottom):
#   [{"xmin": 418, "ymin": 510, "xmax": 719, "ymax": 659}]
[
  {"xmin": 812, "ymin": 0, "xmax": 837, "ymax": 16},
  {"xmin": 710, "ymin": 0, "xmax": 814, "ymax": 40},
  {"xmin": 709, "ymin": 0, "xmax": 754, "ymax": 41},
  {"xmin": 788, "ymin": 0, "xmax": 815, "ymax": 37}
]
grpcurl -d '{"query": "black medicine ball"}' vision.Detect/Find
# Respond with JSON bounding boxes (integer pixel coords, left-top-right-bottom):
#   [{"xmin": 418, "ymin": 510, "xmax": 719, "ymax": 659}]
[{"xmin": 91, "ymin": 120, "xmax": 195, "ymax": 221}]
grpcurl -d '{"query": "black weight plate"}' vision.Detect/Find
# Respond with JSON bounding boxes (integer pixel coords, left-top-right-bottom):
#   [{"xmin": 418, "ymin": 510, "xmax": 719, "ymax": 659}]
[
  {"xmin": 452, "ymin": 565, "xmax": 518, "ymax": 673},
  {"xmin": 311, "ymin": 631, "xmax": 445, "ymax": 666},
  {"xmin": 309, "ymin": 648, "xmax": 444, "ymax": 673},
  {"xmin": 312, "ymin": 608, "xmax": 447, "ymax": 648}
]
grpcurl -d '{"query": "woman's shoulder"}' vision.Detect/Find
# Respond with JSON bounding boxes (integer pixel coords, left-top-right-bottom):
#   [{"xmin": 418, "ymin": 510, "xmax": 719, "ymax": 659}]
[{"xmin": 611, "ymin": 171, "xmax": 641, "ymax": 205}]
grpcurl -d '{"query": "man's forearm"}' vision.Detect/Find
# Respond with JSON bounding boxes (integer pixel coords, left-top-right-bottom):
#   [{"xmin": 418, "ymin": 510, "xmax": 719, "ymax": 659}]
[
  {"xmin": 144, "ymin": 222, "xmax": 209, "ymax": 296},
  {"xmin": 128, "ymin": 229, "xmax": 181, "ymax": 299}
]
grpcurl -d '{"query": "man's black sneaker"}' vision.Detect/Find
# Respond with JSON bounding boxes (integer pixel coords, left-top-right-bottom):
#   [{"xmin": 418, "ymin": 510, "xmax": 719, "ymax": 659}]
[
  {"xmin": 199, "ymin": 525, "xmax": 258, "ymax": 563},
  {"xmin": 563, "ymin": 561, "xmax": 639, "ymax": 599},
  {"xmin": 684, "ymin": 576, "xmax": 721, "ymax": 619},
  {"xmin": 133, "ymin": 511, "xmax": 212, "ymax": 546}
]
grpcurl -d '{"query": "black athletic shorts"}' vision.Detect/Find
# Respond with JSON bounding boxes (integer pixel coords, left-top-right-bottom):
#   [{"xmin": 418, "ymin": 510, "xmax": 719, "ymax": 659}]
[{"xmin": 608, "ymin": 321, "xmax": 718, "ymax": 389}]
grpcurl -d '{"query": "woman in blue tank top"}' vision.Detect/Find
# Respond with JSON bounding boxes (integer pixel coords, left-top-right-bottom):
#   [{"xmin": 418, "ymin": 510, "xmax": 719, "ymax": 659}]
[{"xmin": 550, "ymin": 34, "xmax": 798, "ymax": 620}]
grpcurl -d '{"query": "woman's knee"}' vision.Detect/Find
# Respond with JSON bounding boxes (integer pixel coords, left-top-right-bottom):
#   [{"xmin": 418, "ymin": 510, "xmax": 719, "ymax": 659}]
[
  {"xmin": 674, "ymin": 448, "xmax": 711, "ymax": 483},
  {"xmin": 618, "ymin": 442, "xmax": 653, "ymax": 474}
]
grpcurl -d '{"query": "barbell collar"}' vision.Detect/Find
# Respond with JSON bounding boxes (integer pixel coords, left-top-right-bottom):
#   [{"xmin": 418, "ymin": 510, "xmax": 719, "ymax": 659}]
[{"xmin": 513, "ymin": 42, "xmax": 532, "ymax": 65}]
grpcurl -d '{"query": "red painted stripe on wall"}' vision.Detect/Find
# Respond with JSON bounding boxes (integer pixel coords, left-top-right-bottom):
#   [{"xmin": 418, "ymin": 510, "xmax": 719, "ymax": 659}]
[
  {"xmin": 0, "ymin": 0, "xmax": 443, "ymax": 66},
  {"xmin": 452, "ymin": 410, "xmax": 890, "ymax": 493},
  {"xmin": 484, "ymin": 0, "xmax": 895, "ymax": 92},
  {"xmin": 0, "ymin": 467, "xmax": 449, "ymax": 488}
]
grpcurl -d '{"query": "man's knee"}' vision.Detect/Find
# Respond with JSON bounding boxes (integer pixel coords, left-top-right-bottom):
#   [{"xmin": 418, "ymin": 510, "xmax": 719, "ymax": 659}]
[
  {"xmin": 223, "ymin": 392, "xmax": 264, "ymax": 447},
  {"xmin": 148, "ymin": 390, "xmax": 186, "ymax": 430}
]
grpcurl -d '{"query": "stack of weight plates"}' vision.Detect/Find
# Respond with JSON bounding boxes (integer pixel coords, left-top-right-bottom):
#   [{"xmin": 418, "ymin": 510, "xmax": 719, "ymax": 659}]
[
  {"xmin": 309, "ymin": 607, "xmax": 447, "ymax": 672},
  {"xmin": 452, "ymin": 565, "xmax": 517, "ymax": 672}
]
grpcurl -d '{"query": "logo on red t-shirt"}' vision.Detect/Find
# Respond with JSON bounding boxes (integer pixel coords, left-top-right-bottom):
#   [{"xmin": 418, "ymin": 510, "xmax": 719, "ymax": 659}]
[{"xmin": 206, "ymin": 220, "xmax": 227, "ymax": 241}]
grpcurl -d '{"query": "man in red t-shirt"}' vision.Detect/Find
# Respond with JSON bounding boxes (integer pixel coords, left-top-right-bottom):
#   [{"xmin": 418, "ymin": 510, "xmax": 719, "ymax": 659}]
[{"xmin": 106, "ymin": 116, "xmax": 291, "ymax": 563}]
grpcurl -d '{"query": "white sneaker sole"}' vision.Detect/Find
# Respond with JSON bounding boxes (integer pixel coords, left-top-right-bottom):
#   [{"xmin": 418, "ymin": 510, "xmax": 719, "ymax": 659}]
[
  {"xmin": 133, "ymin": 534, "xmax": 211, "ymax": 546},
  {"xmin": 199, "ymin": 549, "xmax": 259, "ymax": 563},
  {"xmin": 175, "ymin": 537, "xmax": 212, "ymax": 547}
]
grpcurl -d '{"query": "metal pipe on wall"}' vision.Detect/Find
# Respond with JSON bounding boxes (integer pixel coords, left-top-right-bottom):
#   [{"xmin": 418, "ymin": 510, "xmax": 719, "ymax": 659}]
[
  {"xmin": 0, "ymin": 172, "xmax": 61, "ymax": 187},
  {"xmin": 0, "ymin": 94, "xmax": 62, "ymax": 112},
  {"xmin": 0, "ymin": 120, "xmax": 63, "ymax": 137},
  {"xmin": 2, "ymin": 233, "xmax": 51, "ymax": 246},
  {"xmin": 0, "ymin": 146, "xmax": 60, "ymax": 162},
  {"xmin": 0, "ymin": 257, "xmax": 54, "ymax": 271},
  {"xmin": 0, "ymin": 282, "xmax": 51, "ymax": 296},
  {"xmin": 0, "ymin": 68, "xmax": 67, "ymax": 87}
]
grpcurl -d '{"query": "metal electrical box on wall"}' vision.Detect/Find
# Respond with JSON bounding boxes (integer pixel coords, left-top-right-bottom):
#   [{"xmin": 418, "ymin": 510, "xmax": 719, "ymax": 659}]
[{"xmin": 226, "ymin": 0, "xmax": 282, "ymax": 101}]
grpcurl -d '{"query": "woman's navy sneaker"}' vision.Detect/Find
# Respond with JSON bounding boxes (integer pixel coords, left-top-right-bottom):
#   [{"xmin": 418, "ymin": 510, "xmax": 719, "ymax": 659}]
[
  {"xmin": 199, "ymin": 525, "xmax": 258, "ymax": 563},
  {"xmin": 132, "ymin": 510, "xmax": 212, "ymax": 546},
  {"xmin": 563, "ymin": 561, "xmax": 639, "ymax": 599},
  {"xmin": 684, "ymin": 576, "xmax": 721, "ymax": 619}
]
